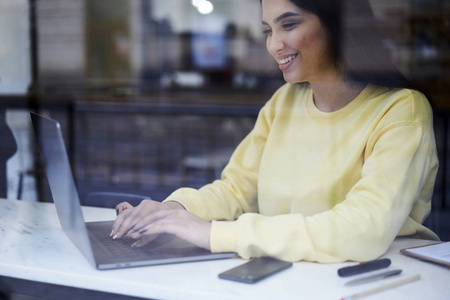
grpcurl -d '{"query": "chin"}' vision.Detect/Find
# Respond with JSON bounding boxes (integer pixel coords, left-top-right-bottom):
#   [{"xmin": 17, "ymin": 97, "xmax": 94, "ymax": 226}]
[
  {"xmin": 282, "ymin": 70, "xmax": 305, "ymax": 84},
  {"xmin": 283, "ymin": 74, "xmax": 302, "ymax": 84}
]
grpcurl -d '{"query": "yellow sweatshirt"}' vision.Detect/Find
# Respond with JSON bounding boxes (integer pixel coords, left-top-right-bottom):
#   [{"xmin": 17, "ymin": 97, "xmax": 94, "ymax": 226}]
[{"xmin": 164, "ymin": 83, "xmax": 439, "ymax": 263}]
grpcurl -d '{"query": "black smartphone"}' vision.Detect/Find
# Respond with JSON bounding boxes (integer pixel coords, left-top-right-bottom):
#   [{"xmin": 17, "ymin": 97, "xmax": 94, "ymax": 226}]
[{"xmin": 218, "ymin": 257, "xmax": 293, "ymax": 284}]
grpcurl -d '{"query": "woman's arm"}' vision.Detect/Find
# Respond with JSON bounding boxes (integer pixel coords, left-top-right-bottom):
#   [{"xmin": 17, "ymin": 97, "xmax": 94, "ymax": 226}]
[{"xmin": 210, "ymin": 122, "xmax": 438, "ymax": 262}]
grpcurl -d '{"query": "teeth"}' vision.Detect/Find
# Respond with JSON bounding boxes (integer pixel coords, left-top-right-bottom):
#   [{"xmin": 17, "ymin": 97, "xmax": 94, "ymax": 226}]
[{"xmin": 279, "ymin": 55, "xmax": 296, "ymax": 64}]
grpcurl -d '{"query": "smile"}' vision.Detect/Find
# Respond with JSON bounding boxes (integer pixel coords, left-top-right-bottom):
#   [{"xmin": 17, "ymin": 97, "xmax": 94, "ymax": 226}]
[{"xmin": 279, "ymin": 54, "xmax": 298, "ymax": 65}]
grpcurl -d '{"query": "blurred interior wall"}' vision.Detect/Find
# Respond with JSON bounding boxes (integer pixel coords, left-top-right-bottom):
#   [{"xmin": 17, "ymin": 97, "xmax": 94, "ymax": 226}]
[
  {"xmin": 0, "ymin": 0, "xmax": 30, "ymax": 95},
  {"xmin": 37, "ymin": 0, "xmax": 84, "ymax": 91}
]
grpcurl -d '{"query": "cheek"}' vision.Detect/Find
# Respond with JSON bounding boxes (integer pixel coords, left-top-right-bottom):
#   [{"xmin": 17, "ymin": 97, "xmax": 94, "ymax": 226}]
[
  {"xmin": 313, "ymin": 32, "xmax": 333, "ymax": 60},
  {"xmin": 303, "ymin": 35, "xmax": 329, "ymax": 63},
  {"xmin": 290, "ymin": 32, "xmax": 309, "ymax": 51}
]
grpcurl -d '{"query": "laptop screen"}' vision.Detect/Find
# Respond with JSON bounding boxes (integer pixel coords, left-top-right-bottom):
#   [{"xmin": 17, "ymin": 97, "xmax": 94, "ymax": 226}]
[{"xmin": 31, "ymin": 113, "xmax": 96, "ymax": 266}]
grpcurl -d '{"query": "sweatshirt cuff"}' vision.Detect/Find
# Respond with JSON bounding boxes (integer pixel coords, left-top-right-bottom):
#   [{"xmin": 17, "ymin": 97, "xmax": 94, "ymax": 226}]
[
  {"xmin": 210, "ymin": 220, "xmax": 240, "ymax": 253},
  {"xmin": 162, "ymin": 188, "xmax": 205, "ymax": 217}
]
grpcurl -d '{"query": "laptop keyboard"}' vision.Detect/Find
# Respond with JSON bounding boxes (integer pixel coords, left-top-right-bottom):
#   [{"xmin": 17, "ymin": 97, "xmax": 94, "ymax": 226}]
[{"xmin": 87, "ymin": 222, "xmax": 168, "ymax": 258}]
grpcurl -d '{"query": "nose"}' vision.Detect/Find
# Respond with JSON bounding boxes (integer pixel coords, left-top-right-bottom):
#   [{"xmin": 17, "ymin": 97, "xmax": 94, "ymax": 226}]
[{"xmin": 266, "ymin": 32, "xmax": 284, "ymax": 55}]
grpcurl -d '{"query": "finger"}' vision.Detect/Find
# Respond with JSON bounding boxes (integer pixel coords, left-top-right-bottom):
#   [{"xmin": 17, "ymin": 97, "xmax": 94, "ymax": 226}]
[
  {"xmin": 132, "ymin": 210, "xmax": 211, "ymax": 250},
  {"xmin": 131, "ymin": 211, "xmax": 180, "ymax": 239},
  {"xmin": 112, "ymin": 205, "xmax": 146, "ymax": 239},
  {"xmin": 126, "ymin": 209, "xmax": 172, "ymax": 237},
  {"xmin": 114, "ymin": 200, "xmax": 160, "ymax": 239},
  {"xmin": 111, "ymin": 207, "xmax": 134, "ymax": 238},
  {"xmin": 114, "ymin": 209, "xmax": 141, "ymax": 239},
  {"xmin": 115, "ymin": 202, "xmax": 133, "ymax": 216},
  {"xmin": 127, "ymin": 200, "xmax": 170, "ymax": 236}
]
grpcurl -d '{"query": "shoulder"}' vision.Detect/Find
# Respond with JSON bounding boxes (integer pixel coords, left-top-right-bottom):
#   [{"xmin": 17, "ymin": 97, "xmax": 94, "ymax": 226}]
[{"xmin": 367, "ymin": 86, "xmax": 433, "ymax": 126}]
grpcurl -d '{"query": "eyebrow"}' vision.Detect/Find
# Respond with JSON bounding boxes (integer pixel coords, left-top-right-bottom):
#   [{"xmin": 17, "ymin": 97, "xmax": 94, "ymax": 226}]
[{"xmin": 262, "ymin": 12, "xmax": 301, "ymax": 25}]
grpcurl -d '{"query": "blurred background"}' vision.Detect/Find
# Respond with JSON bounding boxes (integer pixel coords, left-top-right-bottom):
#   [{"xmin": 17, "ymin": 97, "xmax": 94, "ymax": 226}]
[{"xmin": 0, "ymin": 0, "xmax": 449, "ymax": 239}]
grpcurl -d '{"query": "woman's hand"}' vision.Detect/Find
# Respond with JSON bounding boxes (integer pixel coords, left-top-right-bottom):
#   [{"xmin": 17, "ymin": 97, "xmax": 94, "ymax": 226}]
[{"xmin": 110, "ymin": 200, "xmax": 212, "ymax": 250}]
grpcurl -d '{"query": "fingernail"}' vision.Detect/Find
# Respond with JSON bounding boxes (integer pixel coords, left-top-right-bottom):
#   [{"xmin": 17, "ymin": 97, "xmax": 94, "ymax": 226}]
[
  {"xmin": 131, "ymin": 241, "xmax": 138, "ymax": 248},
  {"xmin": 110, "ymin": 230, "xmax": 114, "ymax": 237},
  {"xmin": 113, "ymin": 234, "xmax": 118, "ymax": 239}
]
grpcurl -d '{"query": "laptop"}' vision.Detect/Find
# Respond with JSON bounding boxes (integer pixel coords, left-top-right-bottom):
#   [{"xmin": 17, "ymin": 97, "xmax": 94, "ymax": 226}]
[{"xmin": 30, "ymin": 112, "xmax": 235, "ymax": 270}]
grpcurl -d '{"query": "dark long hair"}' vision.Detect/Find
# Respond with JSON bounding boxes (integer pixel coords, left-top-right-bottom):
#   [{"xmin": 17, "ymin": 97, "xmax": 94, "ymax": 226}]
[{"xmin": 286, "ymin": 0, "xmax": 408, "ymax": 88}]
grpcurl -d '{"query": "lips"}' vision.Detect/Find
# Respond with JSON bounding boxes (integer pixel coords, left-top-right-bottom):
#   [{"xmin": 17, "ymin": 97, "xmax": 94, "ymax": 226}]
[
  {"xmin": 279, "ymin": 54, "xmax": 297, "ymax": 64},
  {"xmin": 278, "ymin": 54, "xmax": 298, "ymax": 71}
]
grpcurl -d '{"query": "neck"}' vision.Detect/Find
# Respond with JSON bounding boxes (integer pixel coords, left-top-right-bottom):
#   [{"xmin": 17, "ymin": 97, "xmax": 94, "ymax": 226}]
[{"xmin": 310, "ymin": 78, "xmax": 366, "ymax": 113}]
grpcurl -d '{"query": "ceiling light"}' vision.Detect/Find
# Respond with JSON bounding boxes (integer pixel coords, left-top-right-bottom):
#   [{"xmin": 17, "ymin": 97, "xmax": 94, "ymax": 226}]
[{"xmin": 197, "ymin": 1, "xmax": 214, "ymax": 14}]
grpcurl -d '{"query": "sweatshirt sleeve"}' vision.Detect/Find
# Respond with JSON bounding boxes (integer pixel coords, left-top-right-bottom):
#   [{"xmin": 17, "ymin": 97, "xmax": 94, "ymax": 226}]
[
  {"xmin": 162, "ymin": 98, "xmax": 274, "ymax": 221},
  {"xmin": 210, "ymin": 122, "xmax": 437, "ymax": 263}
]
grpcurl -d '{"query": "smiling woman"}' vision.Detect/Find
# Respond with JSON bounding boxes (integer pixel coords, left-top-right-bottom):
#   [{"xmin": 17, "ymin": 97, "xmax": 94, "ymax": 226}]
[
  {"xmin": 111, "ymin": 0, "xmax": 440, "ymax": 263},
  {"xmin": 262, "ymin": 0, "xmax": 406, "ymax": 89},
  {"xmin": 262, "ymin": 1, "xmax": 335, "ymax": 85}
]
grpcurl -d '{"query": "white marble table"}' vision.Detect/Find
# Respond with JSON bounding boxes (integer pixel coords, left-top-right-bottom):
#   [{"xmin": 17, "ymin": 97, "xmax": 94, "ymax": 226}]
[{"xmin": 0, "ymin": 199, "xmax": 449, "ymax": 300}]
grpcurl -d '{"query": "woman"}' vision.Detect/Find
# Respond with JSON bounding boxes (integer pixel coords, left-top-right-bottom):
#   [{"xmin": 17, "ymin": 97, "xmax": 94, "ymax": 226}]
[{"xmin": 110, "ymin": 0, "xmax": 439, "ymax": 263}]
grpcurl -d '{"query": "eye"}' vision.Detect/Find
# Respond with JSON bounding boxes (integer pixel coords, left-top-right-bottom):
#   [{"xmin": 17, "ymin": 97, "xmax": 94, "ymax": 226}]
[
  {"xmin": 282, "ymin": 22, "xmax": 299, "ymax": 30},
  {"xmin": 262, "ymin": 28, "xmax": 272, "ymax": 37}
]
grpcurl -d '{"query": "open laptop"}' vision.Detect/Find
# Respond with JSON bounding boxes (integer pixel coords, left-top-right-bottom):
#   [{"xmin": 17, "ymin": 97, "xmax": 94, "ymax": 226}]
[{"xmin": 30, "ymin": 112, "xmax": 235, "ymax": 270}]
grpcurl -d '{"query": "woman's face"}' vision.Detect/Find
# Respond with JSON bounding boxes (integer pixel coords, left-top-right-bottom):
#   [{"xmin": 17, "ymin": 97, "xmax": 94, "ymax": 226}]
[{"xmin": 262, "ymin": 0, "xmax": 336, "ymax": 84}]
